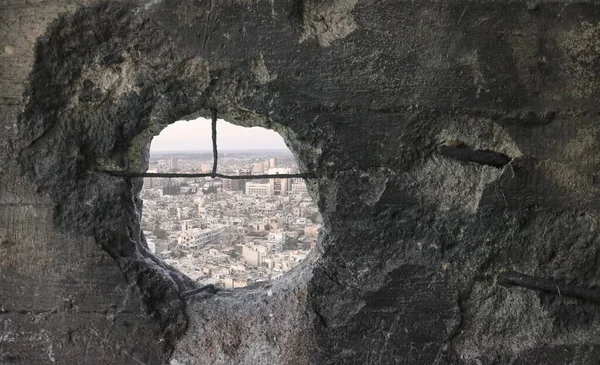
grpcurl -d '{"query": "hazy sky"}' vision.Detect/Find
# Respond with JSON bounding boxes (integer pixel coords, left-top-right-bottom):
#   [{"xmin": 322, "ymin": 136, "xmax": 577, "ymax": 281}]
[{"xmin": 150, "ymin": 118, "xmax": 288, "ymax": 151}]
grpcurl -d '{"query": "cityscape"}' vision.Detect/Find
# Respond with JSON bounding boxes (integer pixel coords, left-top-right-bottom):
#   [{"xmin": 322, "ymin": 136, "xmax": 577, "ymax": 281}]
[{"xmin": 141, "ymin": 149, "xmax": 321, "ymax": 289}]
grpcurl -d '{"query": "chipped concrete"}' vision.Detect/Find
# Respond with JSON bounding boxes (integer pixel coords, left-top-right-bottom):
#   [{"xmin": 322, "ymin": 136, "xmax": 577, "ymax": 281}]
[
  {"xmin": 290, "ymin": 0, "xmax": 358, "ymax": 46},
  {"xmin": 250, "ymin": 54, "xmax": 275, "ymax": 84},
  {"xmin": 2, "ymin": 0, "xmax": 600, "ymax": 364},
  {"xmin": 557, "ymin": 21, "xmax": 600, "ymax": 98}
]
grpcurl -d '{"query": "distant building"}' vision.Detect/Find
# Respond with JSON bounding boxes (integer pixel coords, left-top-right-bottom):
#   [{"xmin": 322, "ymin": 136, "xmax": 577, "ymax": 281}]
[
  {"xmin": 177, "ymin": 226, "xmax": 224, "ymax": 249},
  {"xmin": 142, "ymin": 168, "xmax": 158, "ymax": 189},
  {"xmin": 223, "ymin": 178, "xmax": 240, "ymax": 192},
  {"xmin": 237, "ymin": 169, "xmax": 250, "ymax": 192},
  {"xmin": 198, "ymin": 202, "xmax": 207, "ymax": 219},
  {"xmin": 290, "ymin": 177, "xmax": 308, "ymax": 194},
  {"xmin": 269, "ymin": 157, "xmax": 277, "ymax": 168},
  {"xmin": 249, "ymin": 221, "xmax": 270, "ymax": 231},
  {"xmin": 220, "ymin": 277, "xmax": 248, "ymax": 289},
  {"xmin": 246, "ymin": 182, "xmax": 272, "ymax": 197},
  {"xmin": 180, "ymin": 185, "xmax": 197, "ymax": 194},
  {"xmin": 291, "ymin": 180, "xmax": 308, "ymax": 194},
  {"xmin": 143, "ymin": 177, "xmax": 154, "ymax": 189},
  {"xmin": 151, "ymin": 177, "xmax": 167, "ymax": 189},
  {"xmin": 268, "ymin": 168, "xmax": 291, "ymax": 195},
  {"xmin": 196, "ymin": 227, "xmax": 224, "ymax": 247},
  {"xmin": 304, "ymin": 225, "xmax": 320, "ymax": 237},
  {"xmin": 162, "ymin": 181, "xmax": 181, "ymax": 196},
  {"xmin": 267, "ymin": 232, "xmax": 285, "ymax": 250},
  {"xmin": 170, "ymin": 157, "xmax": 178, "ymax": 170},
  {"xmin": 242, "ymin": 245, "xmax": 264, "ymax": 267},
  {"xmin": 178, "ymin": 223, "xmax": 198, "ymax": 248},
  {"xmin": 200, "ymin": 163, "xmax": 212, "ymax": 173},
  {"xmin": 252, "ymin": 163, "xmax": 264, "ymax": 175},
  {"xmin": 181, "ymin": 221, "xmax": 193, "ymax": 231},
  {"xmin": 271, "ymin": 178, "xmax": 287, "ymax": 195},
  {"xmin": 223, "ymin": 170, "xmax": 250, "ymax": 191}
]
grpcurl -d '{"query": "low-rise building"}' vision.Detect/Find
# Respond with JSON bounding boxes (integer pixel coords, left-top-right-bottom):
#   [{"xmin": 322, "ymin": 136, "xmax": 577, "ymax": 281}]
[{"xmin": 245, "ymin": 182, "xmax": 273, "ymax": 197}]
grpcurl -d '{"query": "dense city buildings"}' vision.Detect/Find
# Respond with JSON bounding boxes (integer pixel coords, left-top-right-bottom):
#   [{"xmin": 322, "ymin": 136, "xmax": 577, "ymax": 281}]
[{"xmin": 141, "ymin": 150, "xmax": 320, "ymax": 289}]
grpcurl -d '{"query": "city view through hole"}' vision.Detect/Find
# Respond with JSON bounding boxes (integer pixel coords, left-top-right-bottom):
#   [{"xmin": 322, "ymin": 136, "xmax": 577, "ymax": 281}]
[{"xmin": 141, "ymin": 118, "xmax": 321, "ymax": 289}]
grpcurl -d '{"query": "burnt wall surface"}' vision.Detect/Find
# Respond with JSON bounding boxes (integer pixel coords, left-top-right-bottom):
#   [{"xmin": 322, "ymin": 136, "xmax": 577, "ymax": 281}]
[{"xmin": 2, "ymin": 0, "xmax": 600, "ymax": 364}]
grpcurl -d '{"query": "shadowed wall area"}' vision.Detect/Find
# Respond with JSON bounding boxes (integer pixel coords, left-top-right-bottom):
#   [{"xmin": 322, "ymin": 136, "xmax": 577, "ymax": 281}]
[{"xmin": 1, "ymin": 0, "xmax": 600, "ymax": 364}]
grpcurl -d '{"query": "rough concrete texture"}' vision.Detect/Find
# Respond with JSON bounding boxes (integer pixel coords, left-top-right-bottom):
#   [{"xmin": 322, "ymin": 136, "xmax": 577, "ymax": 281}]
[{"xmin": 2, "ymin": 0, "xmax": 600, "ymax": 364}]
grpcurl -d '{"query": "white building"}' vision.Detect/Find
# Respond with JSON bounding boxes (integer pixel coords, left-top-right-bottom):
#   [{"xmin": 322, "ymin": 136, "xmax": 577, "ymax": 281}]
[
  {"xmin": 252, "ymin": 163, "xmax": 264, "ymax": 175},
  {"xmin": 268, "ymin": 167, "xmax": 290, "ymax": 175},
  {"xmin": 178, "ymin": 223, "xmax": 224, "ymax": 249},
  {"xmin": 242, "ymin": 245, "xmax": 264, "ymax": 267},
  {"xmin": 246, "ymin": 182, "xmax": 273, "ymax": 197},
  {"xmin": 291, "ymin": 181, "xmax": 308, "ymax": 194},
  {"xmin": 170, "ymin": 157, "xmax": 178, "ymax": 170}
]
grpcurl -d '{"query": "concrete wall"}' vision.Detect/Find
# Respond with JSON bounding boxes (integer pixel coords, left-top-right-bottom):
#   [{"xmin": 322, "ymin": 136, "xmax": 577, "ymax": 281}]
[{"xmin": 2, "ymin": 0, "xmax": 600, "ymax": 364}]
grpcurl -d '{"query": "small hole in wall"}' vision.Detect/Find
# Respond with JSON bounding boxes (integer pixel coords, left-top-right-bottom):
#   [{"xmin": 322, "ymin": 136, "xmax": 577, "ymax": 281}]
[{"xmin": 140, "ymin": 118, "xmax": 321, "ymax": 289}]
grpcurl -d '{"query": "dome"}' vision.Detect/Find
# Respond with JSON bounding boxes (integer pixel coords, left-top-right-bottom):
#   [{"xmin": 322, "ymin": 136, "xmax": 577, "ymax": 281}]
[{"xmin": 252, "ymin": 163, "xmax": 264, "ymax": 174}]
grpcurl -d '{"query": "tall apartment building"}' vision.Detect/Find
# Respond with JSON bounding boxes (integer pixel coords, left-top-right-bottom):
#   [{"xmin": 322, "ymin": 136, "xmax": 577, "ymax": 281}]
[
  {"xmin": 222, "ymin": 169, "xmax": 250, "ymax": 191},
  {"xmin": 268, "ymin": 167, "xmax": 290, "ymax": 195},
  {"xmin": 142, "ymin": 168, "xmax": 159, "ymax": 189},
  {"xmin": 222, "ymin": 178, "xmax": 240, "ymax": 192},
  {"xmin": 237, "ymin": 169, "xmax": 250, "ymax": 192},
  {"xmin": 170, "ymin": 157, "xmax": 178, "ymax": 170}
]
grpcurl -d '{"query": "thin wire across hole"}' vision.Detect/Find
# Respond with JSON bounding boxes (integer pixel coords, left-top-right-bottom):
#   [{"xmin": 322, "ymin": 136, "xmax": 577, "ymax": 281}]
[{"xmin": 97, "ymin": 111, "xmax": 316, "ymax": 180}]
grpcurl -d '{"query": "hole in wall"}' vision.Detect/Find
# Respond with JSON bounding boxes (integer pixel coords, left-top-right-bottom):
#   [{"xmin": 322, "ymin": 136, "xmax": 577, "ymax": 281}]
[
  {"xmin": 13, "ymin": 4, "xmax": 326, "ymax": 351},
  {"xmin": 140, "ymin": 117, "xmax": 321, "ymax": 289}
]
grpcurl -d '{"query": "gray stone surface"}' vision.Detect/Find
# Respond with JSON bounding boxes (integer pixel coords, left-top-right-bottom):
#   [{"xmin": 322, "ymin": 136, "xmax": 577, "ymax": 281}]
[{"xmin": 2, "ymin": 0, "xmax": 600, "ymax": 364}]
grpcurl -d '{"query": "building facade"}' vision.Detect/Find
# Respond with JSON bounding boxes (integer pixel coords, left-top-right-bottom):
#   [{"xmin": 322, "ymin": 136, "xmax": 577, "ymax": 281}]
[{"xmin": 245, "ymin": 182, "xmax": 273, "ymax": 197}]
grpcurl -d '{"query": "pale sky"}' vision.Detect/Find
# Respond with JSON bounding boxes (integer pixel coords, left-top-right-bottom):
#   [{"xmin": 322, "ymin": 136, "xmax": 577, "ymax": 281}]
[{"xmin": 150, "ymin": 118, "xmax": 288, "ymax": 151}]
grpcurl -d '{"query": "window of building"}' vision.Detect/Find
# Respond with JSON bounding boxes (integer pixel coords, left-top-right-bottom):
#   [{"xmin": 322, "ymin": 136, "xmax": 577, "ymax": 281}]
[{"xmin": 140, "ymin": 118, "xmax": 321, "ymax": 289}]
